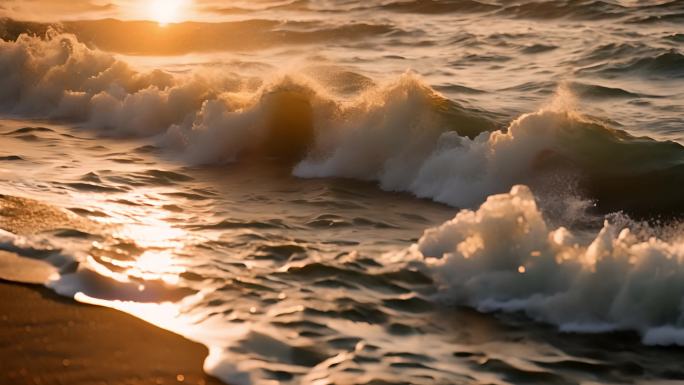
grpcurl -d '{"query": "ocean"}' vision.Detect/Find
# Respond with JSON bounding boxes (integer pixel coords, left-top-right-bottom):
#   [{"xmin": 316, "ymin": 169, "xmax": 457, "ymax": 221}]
[{"xmin": 1, "ymin": 1, "xmax": 684, "ymax": 384}]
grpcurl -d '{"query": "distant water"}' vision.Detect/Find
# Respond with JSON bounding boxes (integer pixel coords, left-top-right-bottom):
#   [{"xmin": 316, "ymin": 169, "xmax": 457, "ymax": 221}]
[{"xmin": 1, "ymin": 1, "xmax": 684, "ymax": 384}]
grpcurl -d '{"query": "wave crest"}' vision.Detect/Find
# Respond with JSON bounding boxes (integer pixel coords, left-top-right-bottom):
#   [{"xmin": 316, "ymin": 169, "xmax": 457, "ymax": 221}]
[
  {"xmin": 2, "ymin": 32, "xmax": 684, "ymax": 215},
  {"xmin": 415, "ymin": 184, "xmax": 684, "ymax": 344},
  {"xmin": 299, "ymin": 87, "xmax": 684, "ymax": 213}
]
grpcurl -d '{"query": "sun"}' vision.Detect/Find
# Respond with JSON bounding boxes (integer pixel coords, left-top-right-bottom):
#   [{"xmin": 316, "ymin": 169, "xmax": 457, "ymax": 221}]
[{"xmin": 147, "ymin": 0, "xmax": 187, "ymax": 26}]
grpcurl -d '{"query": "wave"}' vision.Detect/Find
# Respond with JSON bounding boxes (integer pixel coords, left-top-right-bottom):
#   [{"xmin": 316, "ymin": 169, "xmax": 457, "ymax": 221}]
[
  {"xmin": 206, "ymin": 0, "xmax": 314, "ymax": 14},
  {"xmin": 571, "ymin": 42, "xmax": 684, "ymax": 78},
  {"xmin": 496, "ymin": 0, "xmax": 627, "ymax": 20},
  {"xmin": 0, "ymin": 17, "xmax": 404, "ymax": 55},
  {"xmin": 296, "ymin": 87, "xmax": 684, "ymax": 216},
  {"xmin": 621, "ymin": 51, "xmax": 684, "ymax": 77},
  {"xmin": 379, "ymin": 0, "xmax": 498, "ymax": 14},
  {"xmin": 584, "ymin": 50, "xmax": 684, "ymax": 78},
  {"xmin": 626, "ymin": 0, "xmax": 684, "ymax": 25},
  {"xmin": 665, "ymin": 33, "xmax": 684, "ymax": 43},
  {"xmin": 567, "ymin": 82, "xmax": 651, "ymax": 99},
  {"xmin": 2, "ymin": 31, "xmax": 684, "ymax": 217},
  {"xmin": 520, "ymin": 43, "xmax": 558, "ymax": 54},
  {"xmin": 629, "ymin": 12, "xmax": 684, "ymax": 24},
  {"xmin": 572, "ymin": 42, "xmax": 653, "ymax": 66},
  {"xmin": 412, "ymin": 184, "xmax": 684, "ymax": 345}
]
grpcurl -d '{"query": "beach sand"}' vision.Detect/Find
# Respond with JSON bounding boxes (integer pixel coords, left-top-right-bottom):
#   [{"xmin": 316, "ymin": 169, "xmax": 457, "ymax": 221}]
[{"xmin": 0, "ymin": 281, "xmax": 224, "ymax": 385}]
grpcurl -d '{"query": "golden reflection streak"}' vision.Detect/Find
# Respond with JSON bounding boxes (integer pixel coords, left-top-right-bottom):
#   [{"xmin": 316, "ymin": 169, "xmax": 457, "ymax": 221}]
[
  {"xmin": 102, "ymin": 250, "xmax": 186, "ymax": 285},
  {"xmin": 73, "ymin": 189, "xmax": 194, "ymax": 287},
  {"xmin": 114, "ymin": 223, "xmax": 186, "ymax": 249}
]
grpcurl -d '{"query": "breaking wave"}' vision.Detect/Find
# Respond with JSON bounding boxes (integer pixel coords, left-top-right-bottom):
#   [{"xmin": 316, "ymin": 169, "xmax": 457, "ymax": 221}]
[
  {"xmin": 412, "ymin": 184, "xmax": 684, "ymax": 345},
  {"xmin": 2, "ymin": 31, "xmax": 684, "ymax": 215}
]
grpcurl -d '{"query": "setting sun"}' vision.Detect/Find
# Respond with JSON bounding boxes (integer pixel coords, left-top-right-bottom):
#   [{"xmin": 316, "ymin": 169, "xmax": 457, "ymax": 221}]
[{"xmin": 147, "ymin": 0, "xmax": 187, "ymax": 26}]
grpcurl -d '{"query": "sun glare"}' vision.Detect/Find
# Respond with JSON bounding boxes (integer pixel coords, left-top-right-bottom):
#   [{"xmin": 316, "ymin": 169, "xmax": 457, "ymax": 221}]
[{"xmin": 147, "ymin": 0, "xmax": 187, "ymax": 26}]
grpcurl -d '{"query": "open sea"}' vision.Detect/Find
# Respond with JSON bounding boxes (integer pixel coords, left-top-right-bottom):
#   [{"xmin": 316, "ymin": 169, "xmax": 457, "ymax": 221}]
[{"xmin": 1, "ymin": 1, "xmax": 684, "ymax": 384}]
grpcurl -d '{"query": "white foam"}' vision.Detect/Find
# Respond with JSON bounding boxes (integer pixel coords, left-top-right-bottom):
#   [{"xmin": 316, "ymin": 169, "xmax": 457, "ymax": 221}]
[
  {"xmin": 0, "ymin": 31, "xmax": 225, "ymax": 136},
  {"xmin": 414, "ymin": 185, "xmax": 684, "ymax": 344}
]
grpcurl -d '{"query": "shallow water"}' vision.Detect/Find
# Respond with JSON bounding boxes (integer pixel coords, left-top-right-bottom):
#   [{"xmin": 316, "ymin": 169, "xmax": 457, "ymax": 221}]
[{"xmin": 1, "ymin": 1, "xmax": 684, "ymax": 384}]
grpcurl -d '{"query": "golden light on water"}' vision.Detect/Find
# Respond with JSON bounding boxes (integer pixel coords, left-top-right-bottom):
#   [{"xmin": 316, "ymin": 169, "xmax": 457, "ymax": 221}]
[
  {"xmin": 107, "ymin": 221, "xmax": 189, "ymax": 284},
  {"xmin": 126, "ymin": 250, "xmax": 185, "ymax": 285},
  {"xmin": 115, "ymin": 222, "xmax": 186, "ymax": 249},
  {"xmin": 146, "ymin": 0, "xmax": 188, "ymax": 26},
  {"xmin": 69, "ymin": 190, "xmax": 192, "ymax": 286}
]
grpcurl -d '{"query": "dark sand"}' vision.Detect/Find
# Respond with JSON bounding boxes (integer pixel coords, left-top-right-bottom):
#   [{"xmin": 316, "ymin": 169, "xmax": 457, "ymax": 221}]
[{"xmin": 0, "ymin": 281, "xmax": 224, "ymax": 385}]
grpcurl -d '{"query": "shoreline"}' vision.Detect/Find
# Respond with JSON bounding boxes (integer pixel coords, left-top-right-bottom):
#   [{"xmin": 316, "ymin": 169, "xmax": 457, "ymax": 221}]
[{"xmin": 0, "ymin": 280, "xmax": 225, "ymax": 385}]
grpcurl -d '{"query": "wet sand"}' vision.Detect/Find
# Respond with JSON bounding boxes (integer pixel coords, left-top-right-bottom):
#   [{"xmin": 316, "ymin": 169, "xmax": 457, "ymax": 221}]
[{"xmin": 0, "ymin": 281, "xmax": 224, "ymax": 385}]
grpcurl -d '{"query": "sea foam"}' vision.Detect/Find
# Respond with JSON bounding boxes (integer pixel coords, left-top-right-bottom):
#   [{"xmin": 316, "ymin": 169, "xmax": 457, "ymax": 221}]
[{"xmin": 413, "ymin": 184, "xmax": 684, "ymax": 345}]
